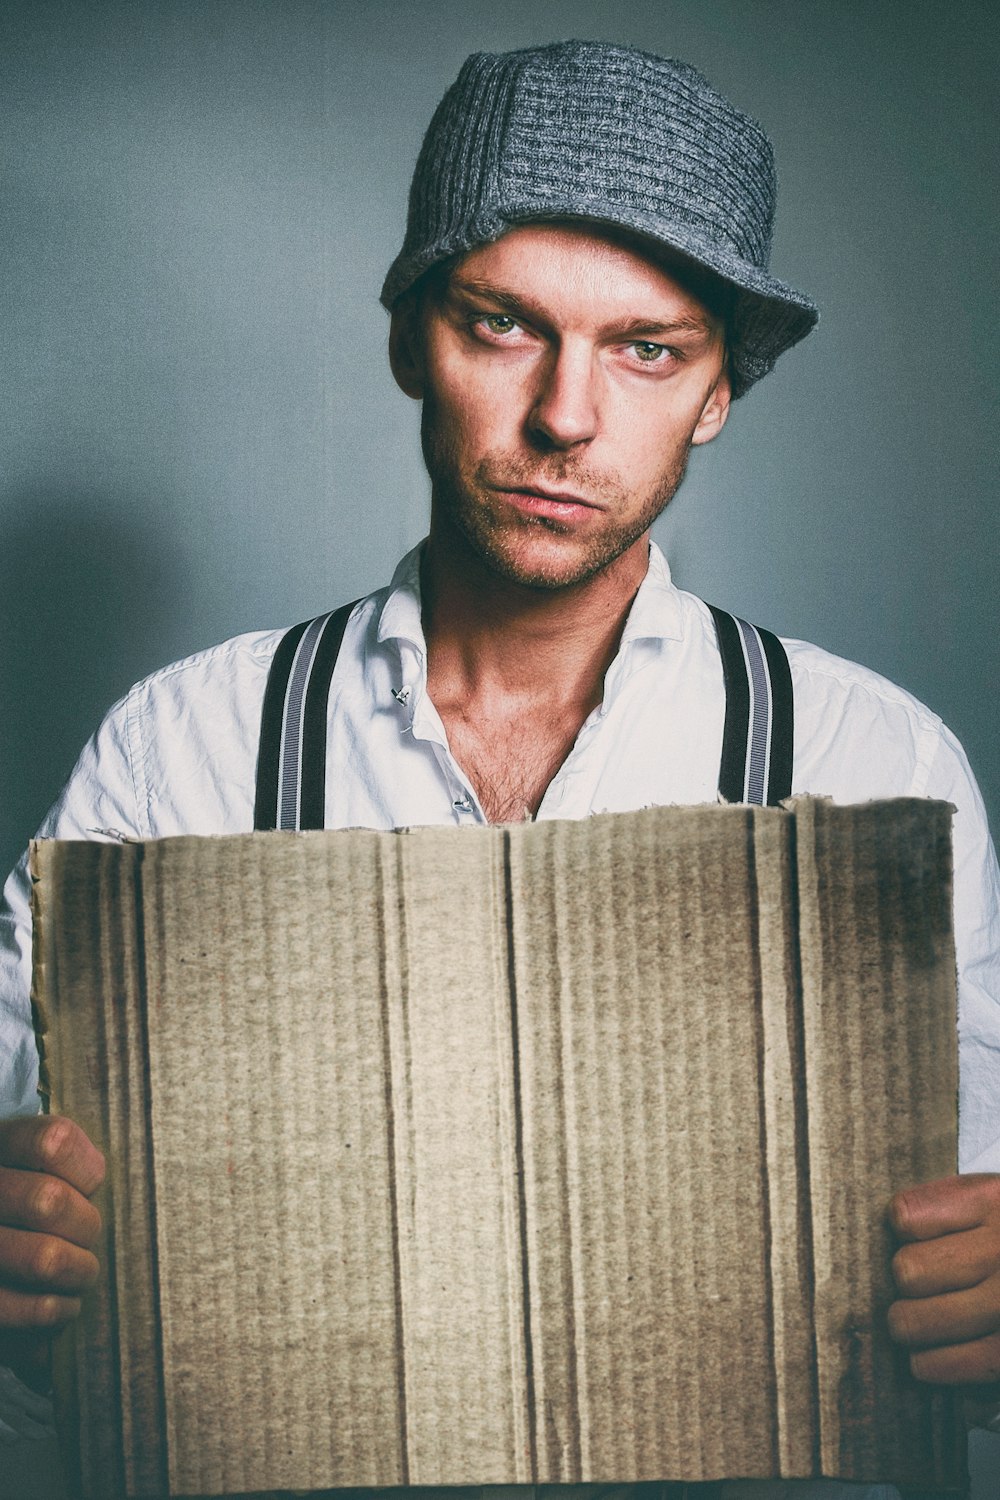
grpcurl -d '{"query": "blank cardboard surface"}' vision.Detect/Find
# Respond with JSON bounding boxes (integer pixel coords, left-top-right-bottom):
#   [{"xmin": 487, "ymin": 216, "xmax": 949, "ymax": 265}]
[{"xmin": 30, "ymin": 800, "xmax": 962, "ymax": 1497}]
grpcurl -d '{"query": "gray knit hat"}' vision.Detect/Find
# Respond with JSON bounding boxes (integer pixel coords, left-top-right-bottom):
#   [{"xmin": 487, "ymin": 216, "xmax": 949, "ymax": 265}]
[{"xmin": 380, "ymin": 40, "xmax": 818, "ymax": 397}]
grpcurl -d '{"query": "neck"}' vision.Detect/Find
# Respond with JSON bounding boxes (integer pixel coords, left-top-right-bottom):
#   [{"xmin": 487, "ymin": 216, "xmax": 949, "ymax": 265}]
[{"xmin": 420, "ymin": 520, "xmax": 649, "ymax": 709}]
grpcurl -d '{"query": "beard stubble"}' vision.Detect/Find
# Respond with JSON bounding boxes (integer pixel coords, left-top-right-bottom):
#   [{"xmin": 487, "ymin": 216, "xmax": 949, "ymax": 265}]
[{"xmin": 420, "ymin": 393, "xmax": 693, "ymax": 592}]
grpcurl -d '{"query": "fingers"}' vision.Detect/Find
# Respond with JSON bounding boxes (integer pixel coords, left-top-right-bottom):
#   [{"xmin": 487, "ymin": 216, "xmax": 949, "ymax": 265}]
[
  {"xmin": 887, "ymin": 1175, "xmax": 1000, "ymax": 1388},
  {"xmin": 0, "ymin": 1225, "xmax": 91, "ymax": 1330},
  {"xmin": 889, "ymin": 1173, "xmax": 1000, "ymax": 1243},
  {"xmin": 0, "ymin": 1166, "xmax": 101, "ymax": 1251},
  {"xmin": 889, "ymin": 1276, "xmax": 1000, "ymax": 1350},
  {"xmin": 0, "ymin": 1117, "xmax": 105, "ymax": 1198},
  {"xmin": 0, "ymin": 1222, "xmax": 98, "ymax": 1304},
  {"xmin": 0, "ymin": 1287, "xmax": 83, "ymax": 1333},
  {"xmin": 0, "ymin": 1118, "xmax": 104, "ymax": 1339},
  {"xmin": 906, "ymin": 1332, "xmax": 1000, "ymax": 1386},
  {"xmin": 892, "ymin": 1223, "xmax": 1000, "ymax": 1298},
  {"xmin": 0, "ymin": 1157, "xmax": 101, "ymax": 1331}
]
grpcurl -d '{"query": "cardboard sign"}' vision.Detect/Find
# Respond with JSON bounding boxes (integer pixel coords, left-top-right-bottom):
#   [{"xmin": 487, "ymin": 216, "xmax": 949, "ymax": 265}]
[{"xmin": 30, "ymin": 799, "xmax": 962, "ymax": 1497}]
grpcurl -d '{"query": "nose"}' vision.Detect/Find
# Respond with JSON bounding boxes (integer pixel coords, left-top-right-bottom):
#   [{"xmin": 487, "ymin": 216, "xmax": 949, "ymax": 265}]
[{"xmin": 526, "ymin": 342, "xmax": 599, "ymax": 450}]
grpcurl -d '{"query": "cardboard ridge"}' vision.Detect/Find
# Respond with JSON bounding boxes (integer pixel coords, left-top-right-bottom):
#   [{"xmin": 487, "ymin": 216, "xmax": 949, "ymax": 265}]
[{"xmin": 29, "ymin": 799, "xmax": 964, "ymax": 1497}]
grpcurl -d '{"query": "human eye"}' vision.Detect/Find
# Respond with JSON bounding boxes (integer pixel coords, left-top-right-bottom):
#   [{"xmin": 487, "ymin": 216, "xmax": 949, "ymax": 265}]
[
  {"xmin": 475, "ymin": 312, "xmax": 522, "ymax": 339},
  {"xmin": 631, "ymin": 340, "xmax": 670, "ymax": 363}
]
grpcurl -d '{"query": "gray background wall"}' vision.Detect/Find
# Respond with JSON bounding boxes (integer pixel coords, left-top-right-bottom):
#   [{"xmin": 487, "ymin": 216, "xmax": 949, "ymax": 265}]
[{"xmin": 2, "ymin": 3, "xmax": 999, "ymax": 1496}]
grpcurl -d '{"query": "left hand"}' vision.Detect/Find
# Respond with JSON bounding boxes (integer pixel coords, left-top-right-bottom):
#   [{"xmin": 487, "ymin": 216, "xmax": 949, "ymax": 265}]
[{"xmin": 888, "ymin": 1172, "xmax": 1000, "ymax": 1384}]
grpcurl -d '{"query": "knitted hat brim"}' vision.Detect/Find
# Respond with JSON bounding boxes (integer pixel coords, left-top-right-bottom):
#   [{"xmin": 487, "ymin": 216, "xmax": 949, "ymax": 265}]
[{"xmin": 381, "ymin": 204, "xmax": 817, "ymax": 400}]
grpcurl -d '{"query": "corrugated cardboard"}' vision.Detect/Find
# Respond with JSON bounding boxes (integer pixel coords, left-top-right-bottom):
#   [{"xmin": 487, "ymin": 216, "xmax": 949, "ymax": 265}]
[{"xmin": 29, "ymin": 799, "xmax": 963, "ymax": 1497}]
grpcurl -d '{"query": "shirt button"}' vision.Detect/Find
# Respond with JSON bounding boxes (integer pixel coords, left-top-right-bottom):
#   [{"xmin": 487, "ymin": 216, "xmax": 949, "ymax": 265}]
[{"xmin": 453, "ymin": 797, "xmax": 473, "ymax": 813}]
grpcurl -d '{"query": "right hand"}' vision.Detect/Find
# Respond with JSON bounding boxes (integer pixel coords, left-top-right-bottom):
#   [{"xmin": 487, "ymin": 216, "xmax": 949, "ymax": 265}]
[{"xmin": 0, "ymin": 1115, "xmax": 105, "ymax": 1378}]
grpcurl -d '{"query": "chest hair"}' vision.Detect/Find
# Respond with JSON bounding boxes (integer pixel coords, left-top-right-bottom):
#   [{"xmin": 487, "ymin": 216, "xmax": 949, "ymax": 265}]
[{"xmin": 442, "ymin": 703, "xmax": 589, "ymax": 823}]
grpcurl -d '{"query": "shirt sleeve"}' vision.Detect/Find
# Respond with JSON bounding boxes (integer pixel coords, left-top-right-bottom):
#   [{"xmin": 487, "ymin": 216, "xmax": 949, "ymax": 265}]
[
  {"xmin": 923, "ymin": 723, "xmax": 1000, "ymax": 1173},
  {"xmin": 0, "ymin": 694, "xmax": 142, "ymax": 1118}
]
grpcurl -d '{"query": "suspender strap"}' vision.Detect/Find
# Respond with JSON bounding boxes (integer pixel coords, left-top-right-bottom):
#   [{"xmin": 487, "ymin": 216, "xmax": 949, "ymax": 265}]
[
  {"xmin": 707, "ymin": 604, "xmax": 794, "ymax": 806},
  {"xmin": 256, "ymin": 597, "xmax": 793, "ymax": 828},
  {"xmin": 253, "ymin": 600, "xmax": 359, "ymax": 831}
]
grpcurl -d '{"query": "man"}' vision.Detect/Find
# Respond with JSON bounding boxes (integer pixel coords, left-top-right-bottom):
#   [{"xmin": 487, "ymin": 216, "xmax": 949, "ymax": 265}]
[{"xmin": 1, "ymin": 38, "xmax": 998, "ymax": 1497}]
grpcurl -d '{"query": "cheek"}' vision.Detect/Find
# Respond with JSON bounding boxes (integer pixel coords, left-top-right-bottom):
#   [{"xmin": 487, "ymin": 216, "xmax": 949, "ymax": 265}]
[
  {"xmin": 436, "ymin": 363, "xmax": 532, "ymax": 448},
  {"xmin": 604, "ymin": 387, "xmax": 699, "ymax": 464}
]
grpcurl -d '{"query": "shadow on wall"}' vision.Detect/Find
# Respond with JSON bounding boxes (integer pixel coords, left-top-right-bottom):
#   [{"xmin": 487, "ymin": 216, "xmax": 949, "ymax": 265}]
[{"xmin": 0, "ymin": 485, "xmax": 188, "ymax": 878}]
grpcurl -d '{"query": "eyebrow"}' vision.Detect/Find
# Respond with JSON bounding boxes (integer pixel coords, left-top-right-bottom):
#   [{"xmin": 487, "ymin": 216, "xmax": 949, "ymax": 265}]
[
  {"xmin": 447, "ymin": 278, "xmax": 718, "ymax": 340},
  {"xmin": 613, "ymin": 313, "xmax": 716, "ymax": 339}
]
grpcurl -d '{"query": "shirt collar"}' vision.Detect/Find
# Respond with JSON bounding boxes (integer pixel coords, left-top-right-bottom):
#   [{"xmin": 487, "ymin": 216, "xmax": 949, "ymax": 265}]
[
  {"xmin": 618, "ymin": 540, "xmax": 686, "ymax": 646},
  {"xmin": 375, "ymin": 537, "xmax": 687, "ymax": 653},
  {"xmin": 376, "ymin": 542, "xmax": 427, "ymax": 653}
]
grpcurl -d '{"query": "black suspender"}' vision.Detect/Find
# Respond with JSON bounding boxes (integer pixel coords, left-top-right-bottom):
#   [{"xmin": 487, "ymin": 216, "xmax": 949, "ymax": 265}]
[
  {"xmin": 254, "ymin": 601, "xmax": 794, "ymax": 830},
  {"xmin": 707, "ymin": 604, "xmax": 794, "ymax": 808},
  {"xmin": 253, "ymin": 601, "xmax": 359, "ymax": 832}
]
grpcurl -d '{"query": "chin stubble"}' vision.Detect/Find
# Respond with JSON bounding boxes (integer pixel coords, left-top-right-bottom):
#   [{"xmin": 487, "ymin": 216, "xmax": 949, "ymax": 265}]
[{"xmin": 420, "ymin": 397, "xmax": 692, "ymax": 591}]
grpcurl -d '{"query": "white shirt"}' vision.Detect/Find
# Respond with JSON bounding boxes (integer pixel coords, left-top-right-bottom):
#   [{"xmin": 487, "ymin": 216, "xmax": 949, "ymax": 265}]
[
  {"xmin": 3, "ymin": 541, "xmax": 998, "ymax": 1145},
  {"xmin": 1, "ymin": 542, "xmax": 999, "ymax": 1499}
]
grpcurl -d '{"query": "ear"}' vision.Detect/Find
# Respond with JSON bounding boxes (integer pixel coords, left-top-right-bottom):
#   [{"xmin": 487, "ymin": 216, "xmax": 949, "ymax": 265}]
[
  {"xmin": 389, "ymin": 303, "xmax": 425, "ymax": 400},
  {"xmin": 690, "ymin": 366, "xmax": 731, "ymax": 446}
]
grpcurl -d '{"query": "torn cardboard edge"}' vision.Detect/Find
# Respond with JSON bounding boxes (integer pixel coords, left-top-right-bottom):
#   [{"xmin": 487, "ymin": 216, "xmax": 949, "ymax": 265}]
[{"xmin": 30, "ymin": 798, "xmax": 964, "ymax": 1496}]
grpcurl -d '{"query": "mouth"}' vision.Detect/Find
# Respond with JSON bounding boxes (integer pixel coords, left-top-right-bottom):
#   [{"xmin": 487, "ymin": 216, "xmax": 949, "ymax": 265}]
[{"xmin": 497, "ymin": 486, "xmax": 602, "ymax": 521}]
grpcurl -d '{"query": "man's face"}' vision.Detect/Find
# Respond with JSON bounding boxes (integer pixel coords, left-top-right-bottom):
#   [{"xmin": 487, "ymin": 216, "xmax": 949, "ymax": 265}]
[{"xmin": 392, "ymin": 222, "xmax": 731, "ymax": 591}]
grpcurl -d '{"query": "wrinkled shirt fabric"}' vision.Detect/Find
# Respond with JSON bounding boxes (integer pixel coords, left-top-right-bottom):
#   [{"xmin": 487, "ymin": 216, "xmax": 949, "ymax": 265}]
[{"xmin": 1, "ymin": 542, "xmax": 998, "ymax": 1499}]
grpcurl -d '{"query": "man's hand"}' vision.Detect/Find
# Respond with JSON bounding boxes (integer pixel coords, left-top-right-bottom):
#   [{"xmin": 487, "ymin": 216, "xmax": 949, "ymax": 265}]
[
  {"xmin": 0, "ymin": 1116, "xmax": 105, "ymax": 1373},
  {"xmin": 888, "ymin": 1173, "xmax": 1000, "ymax": 1384}
]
